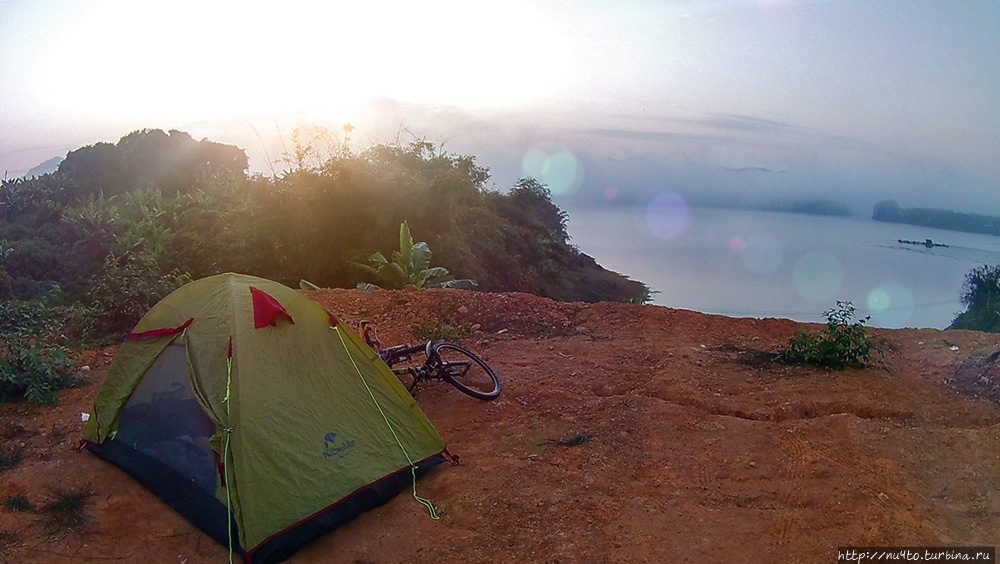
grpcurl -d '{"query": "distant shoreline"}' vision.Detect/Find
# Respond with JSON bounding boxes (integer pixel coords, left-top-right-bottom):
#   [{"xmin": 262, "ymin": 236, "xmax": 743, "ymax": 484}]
[
  {"xmin": 872, "ymin": 200, "xmax": 1000, "ymax": 238},
  {"xmin": 562, "ymin": 198, "xmax": 854, "ymax": 218}
]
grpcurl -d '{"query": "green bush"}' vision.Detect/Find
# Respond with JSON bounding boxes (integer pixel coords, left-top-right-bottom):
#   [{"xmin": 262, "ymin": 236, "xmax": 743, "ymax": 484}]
[
  {"xmin": 411, "ymin": 318, "xmax": 472, "ymax": 342},
  {"xmin": 87, "ymin": 249, "xmax": 190, "ymax": 340},
  {"xmin": 949, "ymin": 264, "xmax": 1000, "ymax": 332},
  {"xmin": 0, "ymin": 300, "xmax": 87, "ymax": 404},
  {"xmin": 778, "ymin": 301, "xmax": 885, "ymax": 369}
]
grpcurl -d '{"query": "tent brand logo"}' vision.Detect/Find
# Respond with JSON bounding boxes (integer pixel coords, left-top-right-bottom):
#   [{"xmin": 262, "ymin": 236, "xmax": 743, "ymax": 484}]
[{"xmin": 323, "ymin": 432, "xmax": 356, "ymax": 459}]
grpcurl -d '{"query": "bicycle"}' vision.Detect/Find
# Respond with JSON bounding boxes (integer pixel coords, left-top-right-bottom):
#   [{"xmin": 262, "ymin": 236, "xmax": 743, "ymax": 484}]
[{"xmin": 378, "ymin": 340, "xmax": 502, "ymax": 401}]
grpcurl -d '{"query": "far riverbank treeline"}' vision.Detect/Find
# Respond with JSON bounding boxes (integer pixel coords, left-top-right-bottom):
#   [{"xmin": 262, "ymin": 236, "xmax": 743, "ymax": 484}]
[
  {"xmin": 0, "ymin": 128, "xmax": 648, "ymax": 340},
  {"xmin": 873, "ymin": 200, "xmax": 1000, "ymax": 237}
]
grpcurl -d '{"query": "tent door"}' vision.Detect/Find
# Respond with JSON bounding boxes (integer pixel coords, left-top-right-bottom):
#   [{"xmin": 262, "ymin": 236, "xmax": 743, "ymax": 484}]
[{"xmin": 115, "ymin": 342, "xmax": 219, "ymax": 494}]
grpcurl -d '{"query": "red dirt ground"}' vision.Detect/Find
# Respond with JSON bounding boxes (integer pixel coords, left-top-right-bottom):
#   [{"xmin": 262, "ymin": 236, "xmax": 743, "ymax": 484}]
[{"xmin": 2, "ymin": 288, "xmax": 1000, "ymax": 563}]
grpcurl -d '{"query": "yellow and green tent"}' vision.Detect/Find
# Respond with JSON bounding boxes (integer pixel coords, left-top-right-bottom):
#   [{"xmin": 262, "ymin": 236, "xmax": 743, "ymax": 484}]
[{"xmin": 82, "ymin": 273, "xmax": 447, "ymax": 563}]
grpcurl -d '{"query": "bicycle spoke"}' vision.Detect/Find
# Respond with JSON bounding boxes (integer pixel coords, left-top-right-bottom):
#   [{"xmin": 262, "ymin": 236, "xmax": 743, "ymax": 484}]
[{"xmin": 434, "ymin": 343, "xmax": 501, "ymax": 400}]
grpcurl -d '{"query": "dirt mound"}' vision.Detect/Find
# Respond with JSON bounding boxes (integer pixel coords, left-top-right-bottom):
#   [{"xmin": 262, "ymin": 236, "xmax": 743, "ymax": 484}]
[
  {"xmin": 951, "ymin": 345, "xmax": 1000, "ymax": 404},
  {"xmin": 2, "ymin": 289, "xmax": 1000, "ymax": 563}
]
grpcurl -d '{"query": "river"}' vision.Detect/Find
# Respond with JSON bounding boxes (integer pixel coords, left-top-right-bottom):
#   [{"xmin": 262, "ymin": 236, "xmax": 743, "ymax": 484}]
[{"xmin": 564, "ymin": 205, "xmax": 1000, "ymax": 329}]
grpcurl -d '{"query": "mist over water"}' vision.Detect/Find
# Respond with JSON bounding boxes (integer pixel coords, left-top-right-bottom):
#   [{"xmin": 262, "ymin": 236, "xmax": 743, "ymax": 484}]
[{"xmin": 564, "ymin": 205, "xmax": 1000, "ymax": 329}]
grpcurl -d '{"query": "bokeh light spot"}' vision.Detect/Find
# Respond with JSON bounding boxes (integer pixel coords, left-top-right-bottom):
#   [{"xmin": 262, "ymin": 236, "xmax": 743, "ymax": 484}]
[
  {"xmin": 867, "ymin": 288, "xmax": 890, "ymax": 311},
  {"xmin": 792, "ymin": 251, "xmax": 844, "ymax": 303},
  {"xmin": 866, "ymin": 282, "xmax": 915, "ymax": 327},
  {"xmin": 644, "ymin": 193, "xmax": 692, "ymax": 240},
  {"xmin": 740, "ymin": 233, "xmax": 783, "ymax": 275},
  {"xmin": 520, "ymin": 147, "xmax": 583, "ymax": 195},
  {"xmin": 729, "ymin": 235, "xmax": 746, "ymax": 253},
  {"xmin": 521, "ymin": 149, "xmax": 548, "ymax": 178}
]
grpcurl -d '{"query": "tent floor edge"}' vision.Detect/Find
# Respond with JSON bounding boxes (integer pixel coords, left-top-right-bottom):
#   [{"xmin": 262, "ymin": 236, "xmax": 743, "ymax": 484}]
[
  {"xmin": 246, "ymin": 452, "xmax": 448, "ymax": 564},
  {"xmin": 85, "ymin": 440, "xmax": 245, "ymax": 559}
]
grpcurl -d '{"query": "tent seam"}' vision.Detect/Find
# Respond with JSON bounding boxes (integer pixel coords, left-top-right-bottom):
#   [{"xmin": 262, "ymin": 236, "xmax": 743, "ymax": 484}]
[{"xmin": 331, "ymin": 326, "xmax": 439, "ymax": 520}]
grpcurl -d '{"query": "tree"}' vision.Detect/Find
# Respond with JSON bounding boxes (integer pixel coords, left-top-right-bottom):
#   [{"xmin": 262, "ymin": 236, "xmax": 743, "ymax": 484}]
[
  {"xmin": 57, "ymin": 129, "xmax": 248, "ymax": 200},
  {"xmin": 506, "ymin": 177, "xmax": 569, "ymax": 243},
  {"xmin": 871, "ymin": 200, "xmax": 903, "ymax": 222},
  {"xmin": 949, "ymin": 265, "xmax": 1000, "ymax": 332}
]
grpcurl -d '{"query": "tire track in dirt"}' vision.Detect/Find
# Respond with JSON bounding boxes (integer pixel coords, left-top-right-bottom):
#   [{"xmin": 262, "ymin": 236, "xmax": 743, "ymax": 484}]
[{"xmin": 766, "ymin": 432, "xmax": 812, "ymax": 556}]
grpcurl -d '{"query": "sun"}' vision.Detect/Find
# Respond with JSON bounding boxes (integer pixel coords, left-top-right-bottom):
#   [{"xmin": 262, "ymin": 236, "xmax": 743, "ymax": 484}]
[{"xmin": 30, "ymin": 1, "xmax": 572, "ymax": 125}]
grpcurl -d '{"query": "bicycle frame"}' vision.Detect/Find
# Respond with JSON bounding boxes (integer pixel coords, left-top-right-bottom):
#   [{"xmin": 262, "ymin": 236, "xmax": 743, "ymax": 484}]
[
  {"xmin": 377, "ymin": 340, "xmax": 502, "ymax": 400},
  {"xmin": 379, "ymin": 342, "xmax": 471, "ymax": 387}
]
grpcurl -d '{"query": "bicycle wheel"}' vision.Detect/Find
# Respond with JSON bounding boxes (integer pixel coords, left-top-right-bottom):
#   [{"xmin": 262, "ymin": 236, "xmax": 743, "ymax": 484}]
[{"xmin": 431, "ymin": 342, "xmax": 501, "ymax": 400}]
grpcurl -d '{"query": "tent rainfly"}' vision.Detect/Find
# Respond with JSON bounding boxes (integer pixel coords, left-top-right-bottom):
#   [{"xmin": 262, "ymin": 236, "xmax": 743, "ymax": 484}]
[{"xmin": 82, "ymin": 273, "xmax": 448, "ymax": 563}]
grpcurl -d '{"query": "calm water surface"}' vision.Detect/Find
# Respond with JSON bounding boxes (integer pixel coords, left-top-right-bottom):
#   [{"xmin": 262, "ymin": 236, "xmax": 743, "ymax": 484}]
[{"xmin": 565, "ymin": 206, "xmax": 1000, "ymax": 329}]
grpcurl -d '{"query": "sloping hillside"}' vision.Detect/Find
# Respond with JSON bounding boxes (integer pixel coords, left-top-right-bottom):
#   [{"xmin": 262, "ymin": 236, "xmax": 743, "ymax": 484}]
[{"xmin": 2, "ymin": 289, "xmax": 1000, "ymax": 563}]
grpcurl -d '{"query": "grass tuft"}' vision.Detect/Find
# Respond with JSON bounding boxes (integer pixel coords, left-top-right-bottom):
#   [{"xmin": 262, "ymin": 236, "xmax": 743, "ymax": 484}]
[
  {"xmin": 551, "ymin": 433, "xmax": 594, "ymax": 447},
  {"xmin": 4, "ymin": 493, "xmax": 34, "ymax": 512},
  {"xmin": 0, "ymin": 447, "xmax": 24, "ymax": 474},
  {"xmin": 41, "ymin": 485, "xmax": 94, "ymax": 533}
]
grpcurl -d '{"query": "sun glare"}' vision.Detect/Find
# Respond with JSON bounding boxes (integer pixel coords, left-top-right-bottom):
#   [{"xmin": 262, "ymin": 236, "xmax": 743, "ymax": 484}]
[{"xmin": 30, "ymin": 0, "xmax": 569, "ymax": 124}]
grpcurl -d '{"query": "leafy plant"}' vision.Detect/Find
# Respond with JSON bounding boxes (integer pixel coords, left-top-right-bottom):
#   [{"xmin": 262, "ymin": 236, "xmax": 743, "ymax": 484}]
[
  {"xmin": 778, "ymin": 301, "xmax": 885, "ymax": 369},
  {"xmin": 623, "ymin": 285, "xmax": 659, "ymax": 305},
  {"xmin": 352, "ymin": 221, "xmax": 476, "ymax": 290},
  {"xmin": 949, "ymin": 264, "xmax": 1000, "ymax": 332},
  {"xmin": 411, "ymin": 318, "xmax": 472, "ymax": 342},
  {"xmin": 87, "ymin": 248, "xmax": 190, "ymax": 339},
  {"xmin": 0, "ymin": 300, "xmax": 87, "ymax": 405}
]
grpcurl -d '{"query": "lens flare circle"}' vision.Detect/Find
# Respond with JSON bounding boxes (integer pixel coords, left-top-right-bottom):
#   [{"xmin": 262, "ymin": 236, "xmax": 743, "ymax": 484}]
[
  {"xmin": 792, "ymin": 251, "xmax": 845, "ymax": 303},
  {"xmin": 520, "ymin": 147, "xmax": 583, "ymax": 195},
  {"xmin": 644, "ymin": 193, "xmax": 692, "ymax": 240},
  {"xmin": 739, "ymin": 233, "xmax": 783, "ymax": 275},
  {"xmin": 866, "ymin": 282, "xmax": 915, "ymax": 327}
]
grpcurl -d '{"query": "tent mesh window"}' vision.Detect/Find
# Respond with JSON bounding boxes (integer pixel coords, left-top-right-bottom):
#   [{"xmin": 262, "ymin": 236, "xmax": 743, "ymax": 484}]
[{"xmin": 115, "ymin": 342, "xmax": 218, "ymax": 494}]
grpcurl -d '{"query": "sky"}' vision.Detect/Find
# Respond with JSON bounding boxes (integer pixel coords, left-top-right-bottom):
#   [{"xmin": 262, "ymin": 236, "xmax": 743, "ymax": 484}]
[{"xmin": 2, "ymin": 0, "xmax": 999, "ymax": 214}]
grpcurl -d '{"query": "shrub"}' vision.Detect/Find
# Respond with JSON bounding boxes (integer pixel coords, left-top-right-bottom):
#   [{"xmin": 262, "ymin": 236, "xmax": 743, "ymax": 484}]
[
  {"xmin": 87, "ymin": 249, "xmax": 190, "ymax": 340},
  {"xmin": 351, "ymin": 221, "xmax": 476, "ymax": 290},
  {"xmin": 949, "ymin": 264, "xmax": 1000, "ymax": 332},
  {"xmin": 0, "ymin": 300, "xmax": 87, "ymax": 405},
  {"xmin": 411, "ymin": 318, "xmax": 472, "ymax": 342},
  {"xmin": 778, "ymin": 301, "xmax": 885, "ymax": 369}
]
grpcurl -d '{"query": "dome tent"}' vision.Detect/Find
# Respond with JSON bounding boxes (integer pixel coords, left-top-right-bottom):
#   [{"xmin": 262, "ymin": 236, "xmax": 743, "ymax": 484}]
[{"xmin": 82, "ymin": 273, "xmax": 447, "ymax": 563}]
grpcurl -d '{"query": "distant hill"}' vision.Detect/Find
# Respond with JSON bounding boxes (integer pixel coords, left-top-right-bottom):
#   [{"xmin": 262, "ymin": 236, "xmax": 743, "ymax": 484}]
[
  {"xmin": 695, "ymin": 197, "xmax": 853, "ymax": 217},
  {"xmin": 24, "ymin": 156, "xmax": 62, "ymax": 178},
  {"xmin": 872, "ymin": 200, "xmax": 1000, "ymax": 237}
]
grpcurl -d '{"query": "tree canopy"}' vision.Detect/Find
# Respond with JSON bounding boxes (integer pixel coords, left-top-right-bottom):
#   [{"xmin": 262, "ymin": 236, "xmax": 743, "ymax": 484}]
[{"xmin": 0, "ymin": 128, "xmax": 647, "ymax": 341}]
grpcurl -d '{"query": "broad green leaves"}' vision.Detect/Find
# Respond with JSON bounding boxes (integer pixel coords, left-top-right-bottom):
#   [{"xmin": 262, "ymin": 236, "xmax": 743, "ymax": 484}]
[{"xmin": 352, "ymin": 221, "xmax": 477, "ymax": 290}]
